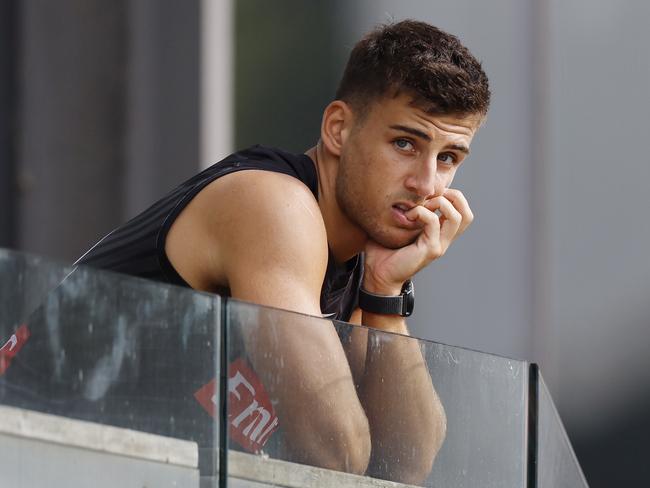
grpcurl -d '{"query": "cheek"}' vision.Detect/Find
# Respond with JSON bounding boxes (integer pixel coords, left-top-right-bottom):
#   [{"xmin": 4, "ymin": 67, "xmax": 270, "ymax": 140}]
[
  {"xmin": 438, "ymin": 166, "xmax": 457, "ymax": 185},
  {"xmin": 369, "ymin": 146, "xmax": 403, "ymax": 179},
  {"xmin": 346, "ymin": 140, "xmax": 402, "ymax": 199}
]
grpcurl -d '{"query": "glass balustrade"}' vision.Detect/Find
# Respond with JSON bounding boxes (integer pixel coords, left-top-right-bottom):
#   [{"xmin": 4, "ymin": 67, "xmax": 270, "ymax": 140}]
[
  {"xmin": 0, "ymin": 248, "xmax": 588, "ymax": 487},
  {"xmin": 0, "ymin": 249, "xmax": 222, "ymax": 486},
  {"xmin": 536, "ymin": 372, "xmax": 589, "ymax": 488},
  {"xmin": 225, "ymin": 299, "xmax": 529, "ymax": 487}
]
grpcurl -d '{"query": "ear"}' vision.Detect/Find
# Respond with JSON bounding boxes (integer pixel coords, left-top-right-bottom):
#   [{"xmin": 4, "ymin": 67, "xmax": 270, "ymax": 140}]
[{"xmin": 320, "ymin": 100, "xmax": 354, "ymax": 157}]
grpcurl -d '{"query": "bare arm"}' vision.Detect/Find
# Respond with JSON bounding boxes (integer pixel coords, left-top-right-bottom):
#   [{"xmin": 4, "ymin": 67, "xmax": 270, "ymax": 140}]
[
  {"xmin": 345, "ymin": 308, "xmax": 445, "ymax": 485},
  {"xmin": 344, "ymin": 189, "xmax": 473, "ymax": 484},
  {"xmin": 167, "ymin": 171, "xmax": 371, "ymax": 473}
]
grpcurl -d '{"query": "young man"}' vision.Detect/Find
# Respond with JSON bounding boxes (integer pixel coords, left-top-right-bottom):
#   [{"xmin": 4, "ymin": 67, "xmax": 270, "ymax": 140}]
[{"xmin": 78, "ymin": 20, "xmax": 490, "ymax": 484}]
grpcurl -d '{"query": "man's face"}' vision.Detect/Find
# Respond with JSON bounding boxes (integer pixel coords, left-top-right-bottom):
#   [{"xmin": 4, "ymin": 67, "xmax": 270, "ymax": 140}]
[{"xmin": 336, "ymin": 93, "xmax": 481, "ymax": 249}]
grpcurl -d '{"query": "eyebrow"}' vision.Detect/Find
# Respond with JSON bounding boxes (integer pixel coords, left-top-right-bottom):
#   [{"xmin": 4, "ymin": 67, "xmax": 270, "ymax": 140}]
[
  {"xmin": 389, "ymin": 124, "xmax": 471, "ymax": 155},
  {"xmin": 390, "ymin": 124, "xmax": 431, "ymax": 141},
  {"xmin": 449, "ymin": 143, "xmax": 470, "ymax": 155}
]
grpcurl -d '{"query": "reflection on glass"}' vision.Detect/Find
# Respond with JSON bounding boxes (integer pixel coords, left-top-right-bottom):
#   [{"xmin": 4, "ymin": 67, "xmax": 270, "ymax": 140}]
[
  {"xmin": 0, "ymin": 251, "xmax": 221, "ymax": 482},
  {"xmin": 0, "ymin": 249, "xmax": 71, "ymax": 337}
]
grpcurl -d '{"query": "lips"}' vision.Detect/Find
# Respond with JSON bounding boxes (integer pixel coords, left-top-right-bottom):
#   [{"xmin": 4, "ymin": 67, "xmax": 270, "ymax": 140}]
[
  {"xmin": 393, "ymin": 203, "xmax": 412, "ymax": 212},
  {"xmin": 391, "ymin": 202, "xmax": 420, "ymax": 228}
]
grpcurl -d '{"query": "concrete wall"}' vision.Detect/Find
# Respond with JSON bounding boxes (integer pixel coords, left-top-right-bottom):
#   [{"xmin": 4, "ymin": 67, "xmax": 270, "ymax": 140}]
[
  {"xmin": 540, "ymin": 1, "xmax": 650, "ymax": 484},
  {"xmin": 15, "ymin": 0, "xmax": 199, "ymax": 262},
  {"xmin": 16, "ymin": 1, "xmax": 128, "ymax": 261},
  {"xmin": 0, "ymin": 406, "xmax": 200, "ymax": 487},
  {"xmin": 543, "ymin": 0, "xmax": 650, "ymax": 427}
]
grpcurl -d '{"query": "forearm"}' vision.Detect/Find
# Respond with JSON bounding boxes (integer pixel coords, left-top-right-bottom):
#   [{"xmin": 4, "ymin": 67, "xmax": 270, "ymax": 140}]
[
  {"xmin": 358, "ymin": 310, "xmax": 446, "ymax": 484},
  {"xmin": 351, "ymin": 186, "xmax": 473, "ymax": 482}
]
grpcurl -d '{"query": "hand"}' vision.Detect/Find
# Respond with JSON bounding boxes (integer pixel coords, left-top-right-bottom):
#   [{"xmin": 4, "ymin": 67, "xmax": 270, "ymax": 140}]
[{"xmin": 363, "ymin": 189, "xmax": 473, "ymax": 294}]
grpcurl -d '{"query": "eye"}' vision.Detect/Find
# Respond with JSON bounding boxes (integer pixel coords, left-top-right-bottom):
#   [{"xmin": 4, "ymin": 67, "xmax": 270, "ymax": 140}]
[
  {"xmin": 393, "ymin": 138, "xmax": 415, "ymax": 152},
  {"xmin": 438, "ymin": 153, "xmax": 457, "ymax": 166}
]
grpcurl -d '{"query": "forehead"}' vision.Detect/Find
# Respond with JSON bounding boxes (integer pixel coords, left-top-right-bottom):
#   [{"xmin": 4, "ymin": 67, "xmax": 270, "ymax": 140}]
[{"xmin": 357, "ymin": 93, "xmax": 482, "ymax": 139}]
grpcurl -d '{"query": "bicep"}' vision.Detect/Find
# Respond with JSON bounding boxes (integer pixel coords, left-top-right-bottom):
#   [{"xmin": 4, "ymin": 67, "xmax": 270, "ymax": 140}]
[
  {"xmin": 216, "ymin": 171, "xmax": 328, "ymax": 317},
  {"xmin": 211, "ymin": 175, "xmax": 365, "ymax": 457},
  {"xmin": 228, "ymin": 264, "xmax": 323, "ymax": 317}
]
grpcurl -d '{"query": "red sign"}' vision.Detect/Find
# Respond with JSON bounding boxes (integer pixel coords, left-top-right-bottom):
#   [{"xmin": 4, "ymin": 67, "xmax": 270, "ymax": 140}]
[
  {"xmin": 194, "ymin": 357, "xmax": 279, "ymax": 453},
  {"xmin": 0, "ymin": 324, "xmax": 31, "ymax": 376}
]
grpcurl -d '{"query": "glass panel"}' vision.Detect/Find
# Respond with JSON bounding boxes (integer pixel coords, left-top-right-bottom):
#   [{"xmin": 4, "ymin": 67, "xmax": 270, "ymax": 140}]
[
  {"xmin": 225, "ymin": 299, "xmax": 529, "ymax": 487},
  {"xmin": 0, "ymin": 248, "xmax": 72, "ymax": 336},
  {"xmin": 537, "ymin": 373, "xmax": 589, "ymax": 488},
  {"xmin": 2, "ymin": 248, "xmax": 588, "ymax": 486},
  {"xmin": 0, "ymin": 249, "xmax": 222, "ymax": 486}
]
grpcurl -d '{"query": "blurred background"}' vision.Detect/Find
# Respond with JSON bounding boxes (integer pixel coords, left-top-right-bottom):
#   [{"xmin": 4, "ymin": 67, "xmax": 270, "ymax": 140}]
[{"xmin": 1, "ymin": 0, "xmax": 648, "ymax": 485}]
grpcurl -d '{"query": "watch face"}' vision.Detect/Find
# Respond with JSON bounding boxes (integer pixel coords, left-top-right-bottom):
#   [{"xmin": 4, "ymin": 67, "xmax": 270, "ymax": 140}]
[
  {"xmin": 402, "ymin": 280, "xmax": 414, "ymax": 295},
  {"xmin": 401, "ymin": 280, "xmax": 415, "ymax": 317}
]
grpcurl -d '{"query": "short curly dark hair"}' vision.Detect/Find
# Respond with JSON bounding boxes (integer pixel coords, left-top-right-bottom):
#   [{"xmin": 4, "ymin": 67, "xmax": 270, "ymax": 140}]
[{"xmin": 336, "ymin": 20, "xmax": 490, "ymax": 117}]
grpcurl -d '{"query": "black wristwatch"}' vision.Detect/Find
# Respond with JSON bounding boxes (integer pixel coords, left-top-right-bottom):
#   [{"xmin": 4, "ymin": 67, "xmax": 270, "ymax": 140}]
[{"xmin": 358, "ymin": 280, "xmax": 415, "ymax": 317}]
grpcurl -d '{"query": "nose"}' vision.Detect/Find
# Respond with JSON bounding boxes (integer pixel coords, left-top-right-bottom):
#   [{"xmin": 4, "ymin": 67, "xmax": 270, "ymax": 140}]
[{"xmin": 404, "ymin": 159, "xmax": 445, "ymax": 200}]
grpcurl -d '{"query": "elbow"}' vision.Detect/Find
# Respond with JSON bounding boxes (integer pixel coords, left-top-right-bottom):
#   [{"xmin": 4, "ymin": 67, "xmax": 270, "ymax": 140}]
[
  {"xmin": 409, "ymin": 392, "xmax": 447, "ymax": 484},
  {"xmin": 324, "ymin": 410, "xmax": 372, "ymax": 475},
  {"xmin": 430, "ymin": 391, "xmax": 447, "ymax": 460},
  {"xmin": 286, "ymin": 402, "xmax": 372, "ymax": 475},
  {"xmin": 376, "ymin": 392, "xmax": 447, "ymax": 485},
  {"xmin": 409, "ymin": 393, "xmax": 448, "ymax": 484}
]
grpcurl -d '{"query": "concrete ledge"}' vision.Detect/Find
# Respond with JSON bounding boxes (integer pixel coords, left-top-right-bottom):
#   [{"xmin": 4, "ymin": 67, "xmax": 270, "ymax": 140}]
[
  {"xmin": 0, "ymin": 405, "xmax": 418, "ymax": 487},
  {"xmin": 228, "ymin": 450, "xmax": 419, "ymax": 488},
  {"xmin": 0, "ymin": 405, "xmax": 198, "ymax": 468}
]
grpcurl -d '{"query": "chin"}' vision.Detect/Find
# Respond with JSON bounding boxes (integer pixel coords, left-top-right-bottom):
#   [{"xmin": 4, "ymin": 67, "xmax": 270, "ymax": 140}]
[{"xmin": 370, "ymin": 229, "xmax": 419, "ymax": 249}]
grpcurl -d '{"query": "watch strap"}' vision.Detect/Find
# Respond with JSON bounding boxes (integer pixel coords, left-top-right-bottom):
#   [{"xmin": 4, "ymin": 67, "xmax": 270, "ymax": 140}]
[
  {"xmin": 358, "ymin": 280, "xmax": 414, "ymax": 317},
  {"xmin": 358, "ymin": 289, "xmax": 405, "ymax": 315}
]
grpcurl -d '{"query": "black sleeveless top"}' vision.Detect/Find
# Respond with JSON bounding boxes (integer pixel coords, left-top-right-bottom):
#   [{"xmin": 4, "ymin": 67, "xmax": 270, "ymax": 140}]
[{"xmin": 76, "ymin": 145, "xmax": 361, "ymax": 322}]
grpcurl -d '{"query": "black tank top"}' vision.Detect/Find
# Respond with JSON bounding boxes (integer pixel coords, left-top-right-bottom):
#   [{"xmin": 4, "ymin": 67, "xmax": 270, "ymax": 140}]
[{"xmin": 76, "ymin": 145, "xmax": 361, "ymax": 322}]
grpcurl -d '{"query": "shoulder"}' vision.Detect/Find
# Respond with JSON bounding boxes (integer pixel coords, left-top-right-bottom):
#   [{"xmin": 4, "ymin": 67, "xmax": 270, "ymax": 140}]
[
  {"xmin": 167, "ymin": 169, "xmax": 328, "ymax": 311},
  {"xmin": 201, "ymin": 169, "xmax": 325, "ymax": 245}
]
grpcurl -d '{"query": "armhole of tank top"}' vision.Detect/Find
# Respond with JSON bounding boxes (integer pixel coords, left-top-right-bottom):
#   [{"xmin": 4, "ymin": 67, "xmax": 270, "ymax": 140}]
[
  {"xmin": 298, "ymin": 153, "xmax": 319, "ymax": 200},
  {"xmin": 155, "ymin": 165, "xmax": 316, "ymax": 289}
]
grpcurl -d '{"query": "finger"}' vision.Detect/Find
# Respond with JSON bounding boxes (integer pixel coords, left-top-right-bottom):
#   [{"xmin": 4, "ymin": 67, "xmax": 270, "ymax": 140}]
[
  {"xmin": 442, "ymin": 188, "xmax": 474, "ymax": 235},
  {"xmin": 405, "ymin": 205, "xmax": 442, "ymax": 256},
  {"xmin": 424, "ymin": 196, "xmax": 462, "ymax": 245}
]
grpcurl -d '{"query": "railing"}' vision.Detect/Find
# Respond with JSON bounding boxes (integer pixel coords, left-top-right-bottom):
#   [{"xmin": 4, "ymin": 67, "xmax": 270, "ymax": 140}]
[{"xmin": 0, "ymin": 248, "xmax": 588, "ymax": 487}]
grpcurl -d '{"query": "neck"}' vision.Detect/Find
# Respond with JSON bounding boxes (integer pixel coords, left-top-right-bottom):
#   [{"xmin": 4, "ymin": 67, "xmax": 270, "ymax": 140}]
[{"xmin": 305, "ymin": 142, "xmax": 368, "ymax": 263}]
